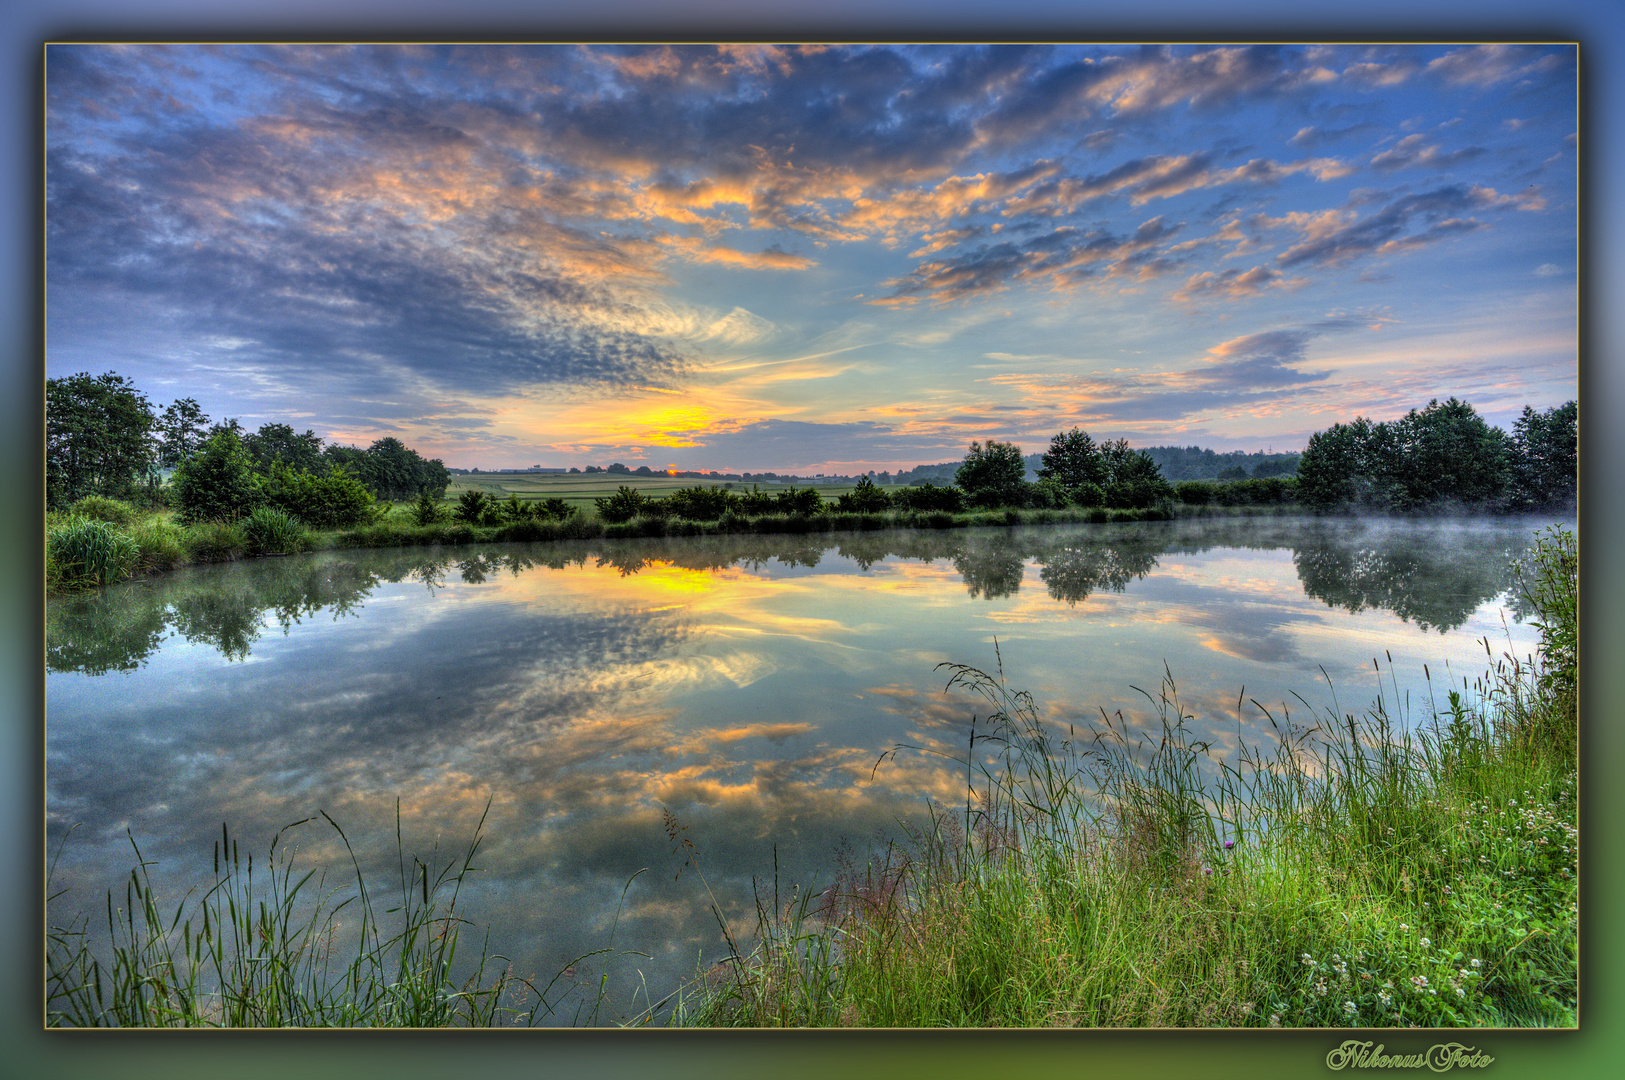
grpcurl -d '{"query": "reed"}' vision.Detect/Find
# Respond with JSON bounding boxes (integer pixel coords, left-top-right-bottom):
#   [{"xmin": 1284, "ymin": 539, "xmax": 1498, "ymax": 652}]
[{"xmin": 677, "ymin": 527, "xmax": 1578, "ymax": 1027}]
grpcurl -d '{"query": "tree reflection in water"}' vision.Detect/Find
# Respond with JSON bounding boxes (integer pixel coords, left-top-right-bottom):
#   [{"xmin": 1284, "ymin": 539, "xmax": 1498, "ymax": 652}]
[{"xmin": 47, "ymin": 517, "xmax": 1546, "ymax": 674}]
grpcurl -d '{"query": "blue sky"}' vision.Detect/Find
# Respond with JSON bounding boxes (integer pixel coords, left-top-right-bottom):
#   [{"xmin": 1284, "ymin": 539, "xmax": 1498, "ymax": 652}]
[{"xmin": 45, "ymin": 43, "xmax": 1577, "ymax": 471}]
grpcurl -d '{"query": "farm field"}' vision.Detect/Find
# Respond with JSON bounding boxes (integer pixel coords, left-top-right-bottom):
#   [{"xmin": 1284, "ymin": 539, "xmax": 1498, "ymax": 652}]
[{"xmin": 445, "ymin": 471, "xmax": 861, "ymax": 513}]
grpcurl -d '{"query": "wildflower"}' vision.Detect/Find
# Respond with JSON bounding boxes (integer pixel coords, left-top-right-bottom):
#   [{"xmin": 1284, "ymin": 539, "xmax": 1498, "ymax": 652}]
[
  {"xmin": 1343, "ymin": 1000, "xmax": 1358, "ymax": 1016},
  {"xmin": 1203, "ymin": 867, "xmax": 1212, "ymax": 875},
  {"xmin": 1301, "ymin": 953, "xmax": 1315, "ymax": 966},
  {"xmin": 1399, "ymin": 923, "xmax": 1410, "ymax": 931},
  {"xmin": 1411, "ymin": 975, "xmax": 1429, "ymax": 989},
  {"xmin": 1241, "ymin": 1002, "xmax": 1254, "ymax": 1016},
  {"xmin": 1378, "ymin": 989, "xmax": 1393, "ymax": 1005},
  {"xmin": 1470, "ymin": 958, "xmax": 1481, "ymax": 969},
  {"xmin": 1419, "ymin": 938, "xmax": 1431, "ymax": 948},
  {"xmin": 1269, "ymin": 1014, "xmax": 1281, "ymax": 1028},
  {"xmin": 1224, "ymin": 840, "xmax": 1236, "ymax": 850},
  {"xmin": 1455, "ymin": 987, "xmax": 1466, "ymax": 998}
]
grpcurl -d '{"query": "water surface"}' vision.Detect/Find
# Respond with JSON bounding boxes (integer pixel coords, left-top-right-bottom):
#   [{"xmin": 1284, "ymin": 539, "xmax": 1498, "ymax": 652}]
[{"xmin": 45, "ymin": 516, "xmax": 1560, "ymax": 1023}]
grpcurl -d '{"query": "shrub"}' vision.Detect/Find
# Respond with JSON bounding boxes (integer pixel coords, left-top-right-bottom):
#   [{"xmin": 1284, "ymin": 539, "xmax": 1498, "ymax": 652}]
[
  {"xmin": 594, "ymin": 485, "xmax": 646, "ymax": 523},
  {"xmin": 894, "ymin": 483, "xmax": 965, "ymax": 513},
  {"xmin": 172, "ymin": 428, "xmax": 261, "ymax": 524},
  {"xmin": 184, "ymin": 520, "xmax": 247, "ymax": 563},
  {"xmin": 68, "ymin": 495, "xmax": 142, "ymax": 527},
  {"xmin": 666, "ymin": 485, "xmax": 738, "ymax": 520},
  {"xmin": 1176, "ymin": 481, "xmax": 1215, "ymax": 506},
  {"xmin": 242, "ymin": 506, "xmax": 308, "ymax": 555},
  {"xmin": 411, "ymin": 489, "xmax": 446, "ymax": 526},
  {"xmin": 263, "ymin": 463, "xmax": 377, "ymax": 528},
  {"xmin": 537, "ymin": 497, "xmax": 578, "ymax": 522},
  {"xmin": 47, "ymin": 517, "xmax": 141, "ymax": 589},
  {"xmin": 835, "ymin": 476, "xmax": 892, "ymax": 513},
  {"xmin": 454, "ymin": 490, "xmax": 494, "ymax": 525},
  {"xmin": 1028, "ymin": 479, "xmax": 1071, "ymax": 510},
  {"xmin": 737, "ymin": 486, "xmax": 779, "ymax": 516},
  {"xmin": 774, "ymin": 487, "xmax": 825, "ymax": 516}
]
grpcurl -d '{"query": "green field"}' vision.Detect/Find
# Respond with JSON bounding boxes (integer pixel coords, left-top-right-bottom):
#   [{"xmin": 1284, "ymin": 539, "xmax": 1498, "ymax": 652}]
[{"xmin": 445, "ymin": 472, "xmax": 860, "ymax": 513}]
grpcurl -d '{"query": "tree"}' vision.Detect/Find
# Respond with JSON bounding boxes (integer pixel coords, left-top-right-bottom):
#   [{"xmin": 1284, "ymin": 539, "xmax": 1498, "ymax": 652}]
[
  {"xmin": 1508, "ymin": 401, "xmax": 1577, "ymax": 510},
  {"xmin": 46, "ymin": 372, "xmax": 156, "ymax": 507},
  {"xmin": 244, "ymin": 422, "xmax": 324, "ymax": 474},
  {"xmin": 1389, "ymin": 398, "xmax": 1509, "ymax": 509},
  {"xmin": 1037, "ymin": 428, "xmax": 1106, "ymax": 490},
  {"xmin": 170, "ymin": 427, "xmax": 261, "ymax": 523},
  {"xmin": 955, "ymin": 440, "xmax": 1026, "ymax": 507},
  {"xmin": 1296, "ymin": 417, "xmax": 1379, "ymax": 511},
  {"xmin": 156, "ymin": 397, "xmax": 210, "ymax": 470}
]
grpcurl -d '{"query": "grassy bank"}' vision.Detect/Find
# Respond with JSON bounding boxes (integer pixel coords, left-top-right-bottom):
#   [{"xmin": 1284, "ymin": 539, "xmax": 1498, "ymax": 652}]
[
  {"xmin": 673, "ymin": 527, "xmax": 1579, "ymax": 1027},
  {"xmin": 45, "ymin": 494, "xmax": 1318, "ymax": 595}
]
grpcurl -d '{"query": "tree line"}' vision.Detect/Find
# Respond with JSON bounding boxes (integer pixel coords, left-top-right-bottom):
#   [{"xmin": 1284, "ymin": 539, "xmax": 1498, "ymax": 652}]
[
  {"xmin": 47, "ymin": 371, "xmax": 450, "ymax": 525},
  {"xmin": 1295, "ymin": 398, "xmax": 1576, "ymax": 512}
]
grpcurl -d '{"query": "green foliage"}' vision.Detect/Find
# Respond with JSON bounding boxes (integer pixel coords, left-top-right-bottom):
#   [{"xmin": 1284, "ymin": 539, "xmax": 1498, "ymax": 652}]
[
  {"xmin": 1176, "ymin": 481, "xmax": 1214, "ymax": 505},
  {"xmin": 666, "ymin": 485, "xmax": 739, "ymax": 520},
  {"xmin": 955, "ymin": 440, "xmax": 1027, "ymax": 507},
  {"xmin": 127, "ymin": 519, "xmax": 186, "ymax": 574},
  {"xmin": 1026, "ymin": 478, "xmax": 1072, "ymax": 509},
  {"xmin": 324, "ymin": 438, "xmax": 451, "ymax": 501},
  {"xmin": 894, "ymin": 483, "xmax": 965, "ymax": 513},
  {"xmin": 537, "ymin": 497, "xmax": 578, "ymax": 521},
  {"xmin": 155, "ymin": 397, "xmax": 210, "ymax": 471},
  {"xmin": 47, "ymin": 372, "xmax": 157, "ymax": 508},
  {"xmin": 1509, "ymin": 527, "xmax": 1577, "ymax": 757},
  {"xmin": 454, "ymin": 489, "xmax": 498, "ymax": 525},
  {"xmin": 68, "ymin": 495, "xmax": 142, "ymax": 527},
  {"xmin": 1299, "ymin": 399, "xmax": 1525, "ymax": 512},
  {"xmin": 773, "ymin": 486, "xmax": 825, "ymax": 515},
  {"xmin": 411, "ymin": 489, "xmax": 446, "ymax": 526},
  {"xmin": 262, "ymin": 462, "xmax": 377, "ymax": 529},
  {"xmin": 1038, "ymin": 428, "xmax": 1106, "ymax": 490},
  {"xmin": 594, "ymin": 485, "xmax": 647, "ymax": 523},
  {"xmin": 1507, "ymin": 402, "xmax": 1577, "ymax": 510},
  {"xmin": 241, "ymin": 506, "xmax": 308, "ymax": 556},
  {"xmin": 835, "ymin": 475, "xmax": 893, "ymax": 513},
  {"xmin": 243, "ymin": 422, "xmax": 325, "ymax": 474},
  {"xmin": 736, "ymin": 486, "xmax": 779, "ymax": 515},
  {"xmin": 184, "ymin": 520, "xmax": 248, "ymax": 563},
  {"xmin": 47, "ymin": 517, "xmax": 141, "ymax": 589},
  {"xmin": 171, "ymin": 428, "xmax": 262, "ymax": 524}
]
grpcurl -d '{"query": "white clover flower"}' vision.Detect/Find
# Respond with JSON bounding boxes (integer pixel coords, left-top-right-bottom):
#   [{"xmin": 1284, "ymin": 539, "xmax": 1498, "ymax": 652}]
[
  {"xmin": 1456, "ymin": 987, "xmax": 1466, "ymax": 997},
  {"xmin": 1470, "ymin": 958, "xmax": 1482, "ymax": 969},
  {"xmin": 1419, "ymin": 938, "xmax": 1431, "ymax": 948},
  {"xmin": 1378, "ymin": 989, "xmax": 1393, "ymax": 1005},
  {"xmin": 1343, "ymin": 1000, "xmax": 1358, "ymax": 1015}
]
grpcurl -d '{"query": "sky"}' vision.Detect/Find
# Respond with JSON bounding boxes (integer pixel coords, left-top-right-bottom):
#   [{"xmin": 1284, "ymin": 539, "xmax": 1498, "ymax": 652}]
[{"xmin": 44, "ymin": 42, "xmax": 1578, "ymax": 473}]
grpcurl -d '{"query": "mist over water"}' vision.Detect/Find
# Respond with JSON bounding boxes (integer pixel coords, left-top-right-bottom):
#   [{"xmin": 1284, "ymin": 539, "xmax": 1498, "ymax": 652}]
[{"xmin": 45, "ymin": 515, "xmax": 1563, "ymax": 1023}]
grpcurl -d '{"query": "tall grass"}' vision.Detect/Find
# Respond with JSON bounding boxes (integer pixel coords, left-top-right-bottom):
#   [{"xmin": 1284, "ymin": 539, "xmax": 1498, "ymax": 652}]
[
  {"xmin": 46, "ymin": 804, "xmax": 588, "ymax": 1027},
  {"xmin": 47, "ymin": 517, "xmax": 141, "ymax": 589},
  {"xmin": 678, "ymin": 527, "xmax": 1578, "ymax": 1027}
]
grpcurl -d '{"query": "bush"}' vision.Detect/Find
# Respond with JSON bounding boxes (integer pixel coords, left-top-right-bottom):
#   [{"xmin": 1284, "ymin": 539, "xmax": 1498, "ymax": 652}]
[
  {"xmin": 263, "ymin": 463, "xmax": 377, "ymax": 528},
  {"xmin": 411, "ymin": 489, "xmax": 446, "ymax": 526},
  {"xmin": 736, "ymin": 486, "xmax": 779, "ymax": 515},
  {"xmin": 242, "ymin": 506, "xmax": 308, "ymax": 555},
  {"xmin": 835, "ymin": 476, "xmax": 892, "ymax": 513},
  {"xmin": 537, "ymin": 497, "xmax": 578, "ymax": 522},
  {"xmin": 774, "ymin": 487, "xmax": 825, "ymax": 516},
  {"xmin": 184, "ymin": 520, "xmax": 247, "ymax": 563},
  {"xmin": 68, "ymin": 495, "xmax": 142, "ymax": 527},
  {"xmin": 666, "ymin": 485, "xmax": 738, "ymax": 520},
  {"xmin": 172, "ymin": 429, "xmax": 262, "ymax": 524},
  {"xmin": 454, "ymin": 490, "xmax": 495, "ymax": 525},
  {"xmin": 1176, "ymin": 481, "xmax": 1215, "ymax": 506},
  {"xmin": 1027, "ymin": 479, "xmax": 1071, "ymax": 510},
  {"xmin": 48, "ymin": 517, "xmax": 141, "ymax": 589},
  {"xmin": 594, "ymin": 485, "xmax": 646, "ymax": 523},
  {"xmin": 894, "ymin": 483, "xmax": 965, "ymax": 513}
]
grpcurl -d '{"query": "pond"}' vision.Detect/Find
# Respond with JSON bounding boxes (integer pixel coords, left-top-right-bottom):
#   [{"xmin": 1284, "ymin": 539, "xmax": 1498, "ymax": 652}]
[{"xmin": 45, "ymin": 515, "xmax": 1565, "ymax": 1024}]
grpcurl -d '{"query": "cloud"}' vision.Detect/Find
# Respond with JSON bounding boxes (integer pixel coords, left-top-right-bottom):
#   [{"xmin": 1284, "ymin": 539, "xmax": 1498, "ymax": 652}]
[
  {"xmin": 1369, "ymin": 133, "xmax": 1487, "ymax": 172},
  {"xmin": 1172, "ymin": 265, "xmax": 1306, "ymax": 303},
  {"xmin": 1273, "ymin": 184, "xmax": 1528, "ymax": 268},
  {"xmin": 1425, "ymin": 44, "xmax": 1571, "ymax": 88}
]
